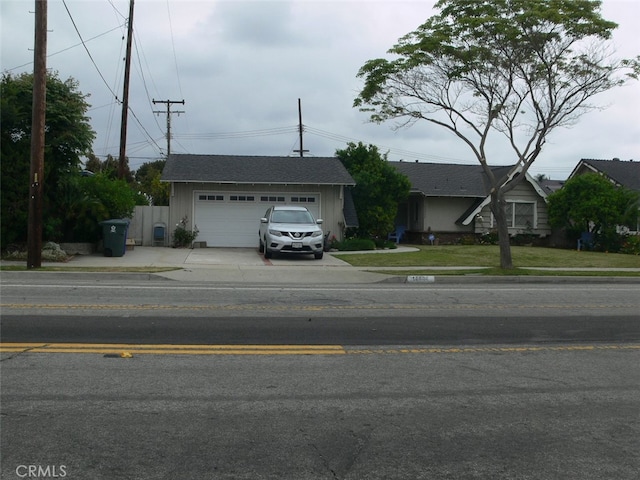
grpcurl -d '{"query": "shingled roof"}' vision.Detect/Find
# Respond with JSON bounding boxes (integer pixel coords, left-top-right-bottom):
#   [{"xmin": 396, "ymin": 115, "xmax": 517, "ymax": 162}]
[
  {"xmin": 162, "ymin": 154, "xmax": 355, "ymax": 185},
  {"xmin": 392, "ymin": 161, "xmax": 512, "ymax": 197},
  {"xmin": 571, "ymin": 158, "xmax": 640, "ymax": 191}
]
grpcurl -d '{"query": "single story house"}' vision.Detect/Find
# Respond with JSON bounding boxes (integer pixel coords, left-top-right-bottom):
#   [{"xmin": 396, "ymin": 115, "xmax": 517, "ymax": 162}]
[
  {"xmin": 391, "ymin": 161, "xmax": 551, "ymax": 242},
  {"xmin": 569, "ymin": 158, "xmax": 639, "ymax": 191},
  {"xmin": 568, "ymin": 157, "xmax": 640, "ymax": 232},
  {"xmin": 161, "ymin": 154, "xmax": 356, "ymax": 247}
]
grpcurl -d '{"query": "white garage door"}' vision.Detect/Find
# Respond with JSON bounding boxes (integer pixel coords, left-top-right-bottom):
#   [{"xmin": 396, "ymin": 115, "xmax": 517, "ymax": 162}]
[{"xmin": 194, "ymin": 192, "xmax": 320, "ymax": 247}]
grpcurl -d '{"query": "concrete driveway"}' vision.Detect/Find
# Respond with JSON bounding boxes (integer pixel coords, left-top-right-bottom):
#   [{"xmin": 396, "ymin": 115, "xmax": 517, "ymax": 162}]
[{"xmin": 185, "ymin": 247, "xmax": 350, "ymax": 266}]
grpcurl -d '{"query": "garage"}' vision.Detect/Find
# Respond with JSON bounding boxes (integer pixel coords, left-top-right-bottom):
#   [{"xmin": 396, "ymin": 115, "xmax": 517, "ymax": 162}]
[
  {"xmin": 162, "ymin": 155, "xmax": 356, "ymax": 247},
  {"xmin": 194, "ymin": 192, "xmax": 320, "ymax": 247}
]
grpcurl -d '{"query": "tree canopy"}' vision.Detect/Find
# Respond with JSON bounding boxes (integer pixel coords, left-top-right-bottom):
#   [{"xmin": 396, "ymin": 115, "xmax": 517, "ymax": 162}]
[
  {"xmin": 1, "ymin": 71, "xmax": 96, "ymax": 247},
  {"xmin": 135, "ymin": 159, "xmax": 170, "ymax": 206},
  {"xmin": 1, "ymin": 71, "xmax": 141, "ymax": 247},
  {"xmin": 336, "ymin": 142, "xmax": 410, "ymax": 239},
  {"xmin": 354, "ymin": 0, "xmax": 638, "ymax": 267},
  {"xmin": 547, "ymin": 172, "xmax": 638, "ymax": 252}
]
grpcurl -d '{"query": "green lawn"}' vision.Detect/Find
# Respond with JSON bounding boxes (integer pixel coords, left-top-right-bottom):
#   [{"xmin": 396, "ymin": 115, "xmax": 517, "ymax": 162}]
[{"xmin": 333, "ymin": 245, "xmax": 640, "ymax": 269}]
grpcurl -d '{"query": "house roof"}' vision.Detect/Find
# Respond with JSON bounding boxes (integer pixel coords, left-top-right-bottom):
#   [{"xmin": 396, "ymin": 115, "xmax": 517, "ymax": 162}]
[
  {"xmin": 569, "ymin": 158, "xmax": 640, "ymax": 191},
  {"xmin": 392, "ymin": 161, "xmax": 512, "ymax": 197},
  {"xmin": 391, "ymin": 161, "xmax": 550, "ymax": 226},
  {"xmin": 162, "ymin": 154, "xmax": 355, "ymax": 185},
  {"xmin": 539, "ymin": 179, "xmax": 565, "ymax": 195}
]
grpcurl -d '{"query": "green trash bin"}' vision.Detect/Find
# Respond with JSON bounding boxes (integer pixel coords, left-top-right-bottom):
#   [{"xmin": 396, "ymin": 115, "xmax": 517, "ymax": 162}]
[{"xmin": 100, "ymin": 219, "xmax": 130, "ymax": 257}]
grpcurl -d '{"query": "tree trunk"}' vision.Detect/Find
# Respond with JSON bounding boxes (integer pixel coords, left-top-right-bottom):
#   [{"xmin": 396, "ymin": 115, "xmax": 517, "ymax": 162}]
[{"xmin": 491, "ymin": 191, "xmax": 514, "ymax": 269}]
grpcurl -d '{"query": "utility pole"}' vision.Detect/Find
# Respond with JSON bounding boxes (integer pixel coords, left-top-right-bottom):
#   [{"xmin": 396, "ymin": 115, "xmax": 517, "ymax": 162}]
[
  {"xmin": 152, "ymin": 99, "xmax": 185, "ymax": 156},
  {"xmin": 27, "ymin": 0, "xmax": 47, "ymax": 269},
  {"xmin": 118, "ymin": 0, "xmax": 134, "ymax": 179},
  {"xmin": 293, "ymin": 98, "xmax": 308, "ymax": 157}
]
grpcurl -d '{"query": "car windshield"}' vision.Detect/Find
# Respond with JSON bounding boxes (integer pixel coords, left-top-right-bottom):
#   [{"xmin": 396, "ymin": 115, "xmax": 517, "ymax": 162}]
[{"xmin": 271, "ymin": 210, "xmax": 315, "ymax": 224}]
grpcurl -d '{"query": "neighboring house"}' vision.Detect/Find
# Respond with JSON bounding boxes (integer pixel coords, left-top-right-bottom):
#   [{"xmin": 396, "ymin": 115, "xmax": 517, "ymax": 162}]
[
  {"xmin": 161, "ymin": 154, "xmax": 356, "ymax": 247},
  {"xmin": 568, "ymin": 157, "xmax": 640, "ymax": 232},
  {"xmin": 391, "ymin": 161, "xmax": 551, "ymax": 242},
  {"xmin": 569, "ymin": 158, "xmax": 640, "ymax": 191}
]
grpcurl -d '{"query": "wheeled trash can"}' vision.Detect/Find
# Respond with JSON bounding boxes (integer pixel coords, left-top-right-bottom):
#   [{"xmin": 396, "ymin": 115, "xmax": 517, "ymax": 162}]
[{"xmin": 100, "ymin": 219, "xmax": 130, "ymax": 257}]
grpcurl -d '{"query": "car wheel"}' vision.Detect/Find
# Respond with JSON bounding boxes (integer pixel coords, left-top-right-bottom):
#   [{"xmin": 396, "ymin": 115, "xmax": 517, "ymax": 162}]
[
  {"xmin": 259, "ymin": 238, "xmax": 264, "ymax": 253},
  {"xmin": 314, "ymin": 251, "xmax": 323, "ymax": 260},
  {"xmin": 265, "ymin": 248, "xmax": 273, "ymax": 259}
]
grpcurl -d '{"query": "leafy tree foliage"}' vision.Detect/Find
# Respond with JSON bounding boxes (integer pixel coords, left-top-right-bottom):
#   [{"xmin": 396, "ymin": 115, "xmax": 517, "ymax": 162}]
[
  {"xmin": 1, "ymin": 72, "xmax": 142, "ymax": 247},
  {"xmin": 354, "ymin": 0, "xmax": 638, "ymax": 268},
  {"xmin": 55, "ymin": 173, "xmax": 138, "ymax": 243},
  {"xmin": 85, "ymin": 153, "xmax": 134, "ymax": 183},
  {"xmin": 1, "ymin": 71, "xmax": 95, "ymax": 247},
  {"xmin": 547, "ymin": 173, "xmax": 638, "ymax": 252},
  {"xmin": 336, "ymin": 142, "xmax": 410, "ymax": 238},
  {"xmin": 135, "ymin": 159, "xmax": 169, "ymax": 206}
]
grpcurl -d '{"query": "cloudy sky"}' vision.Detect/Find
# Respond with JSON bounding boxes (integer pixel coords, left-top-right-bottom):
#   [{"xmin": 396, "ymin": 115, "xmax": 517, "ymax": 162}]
[{"xmin": 2, "ymin": 0, "xmax": 639, "ymax": 180}]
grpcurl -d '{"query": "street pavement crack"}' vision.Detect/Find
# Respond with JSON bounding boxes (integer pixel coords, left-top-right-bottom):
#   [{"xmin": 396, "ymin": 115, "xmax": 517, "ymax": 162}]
[{"xmin": 0, "ymin": 343, "xmax": 48, "ymax": 362}]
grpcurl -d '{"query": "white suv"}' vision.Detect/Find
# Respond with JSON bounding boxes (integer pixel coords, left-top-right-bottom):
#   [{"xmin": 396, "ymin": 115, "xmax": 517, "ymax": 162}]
[{"xmin": 259, "ymin": 206, "xmax": 324, "ymax": 259}]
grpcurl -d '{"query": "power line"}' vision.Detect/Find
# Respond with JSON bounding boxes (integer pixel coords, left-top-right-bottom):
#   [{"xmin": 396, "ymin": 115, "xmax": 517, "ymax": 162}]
[
  {"xmin": 61, "ymin": 0, "xmax": 120, "ymax": 103},
  {"xmin": 6, "ymin": 24, "xmax": 125, "ymax": 72},
  {"xmin": 165, "ymin": 0, "xmax": 184, "ymax": 99},
  {"xmin": 173, "ymin": 126, "xmax": 299, "ymax": 140}
]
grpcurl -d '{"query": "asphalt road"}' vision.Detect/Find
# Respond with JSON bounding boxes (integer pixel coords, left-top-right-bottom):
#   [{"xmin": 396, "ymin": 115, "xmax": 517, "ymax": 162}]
[
  {"xmin": 2, "ymin": 345, "xmax": 639, "ymax": 480},
  {"xmin": 2, "ymin": 313, "xmax": 640, "ymax": 345},
  {"xmin": 1, "ymin": 276, "xmax": 639, "ymax": 479}
]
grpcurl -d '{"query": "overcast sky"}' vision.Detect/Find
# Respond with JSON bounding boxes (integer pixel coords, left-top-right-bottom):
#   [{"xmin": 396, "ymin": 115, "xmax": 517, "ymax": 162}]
[{"xmin": 2, "ymin": 0, "xmax": 639, "ymax": 179}]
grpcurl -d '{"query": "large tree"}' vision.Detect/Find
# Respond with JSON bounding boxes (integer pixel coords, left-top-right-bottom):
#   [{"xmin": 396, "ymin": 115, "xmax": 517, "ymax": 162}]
[
  {"xmin": 354, "ymin": 0, "xmax": 638, "ymax": 268},
  {"xmin": 547, "ymin": 172, "xmax": 638, "ymax": 252},
  {"xmin": 336, "ymin": 142, "xmax": 410, "ymax": 238},
  {"xmin": 1, "ymin": 71, "xmax": 95, "ymax": 247}
]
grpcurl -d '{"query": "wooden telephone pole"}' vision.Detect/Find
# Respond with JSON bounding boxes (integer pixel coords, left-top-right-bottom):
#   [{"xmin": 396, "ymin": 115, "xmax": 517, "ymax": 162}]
[
  {"xmin": 118, "ymin": 0, "xmax": 134, "ymax": 179},
  {"xmin": 293, "ymin": 98, "xmax": 308, "ymax": 157},
  {"xmin": 152, "ymin": 99, "xmax": 185, "ymax": 156},
  {"xmin": 27, "ymin": 0, "xmax": 47, "ymax": 269}
]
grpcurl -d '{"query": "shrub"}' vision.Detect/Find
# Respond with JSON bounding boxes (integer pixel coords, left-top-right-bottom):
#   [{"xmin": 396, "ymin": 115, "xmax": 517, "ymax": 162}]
[
  {"xmin": 480, "ymin": 230, "xmax": 499, "ymax": 245},
  {"xmin": 173, "ymin": 215, "xmax": 199, "ymax": 248},
  {"xmin": 620, "ymin": 235, "xmax": 640, "ymax": 255},
  {"xmin": 335, "ymin": 238, "xmax": 376, "ymax": 251},
  {"xmin": 459, "ymin": 235, "xmax": 477, "ymax": 245}
]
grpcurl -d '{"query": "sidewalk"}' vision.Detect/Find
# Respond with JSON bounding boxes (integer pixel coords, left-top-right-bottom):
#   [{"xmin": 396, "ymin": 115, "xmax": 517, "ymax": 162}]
[
  {"xmin": 0, "ymin": 247, "xmax": 395, "ymax": 284},
  {"xmin": 2, "ymin": 246, "xmax": 639, "ymax": 284}
]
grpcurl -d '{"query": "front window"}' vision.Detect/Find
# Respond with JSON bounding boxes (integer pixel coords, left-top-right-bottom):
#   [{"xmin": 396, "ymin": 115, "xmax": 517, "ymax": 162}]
[
  {"xmin": 492, "ymin": 202, "xmax": 536, "ymax": 229},
  {"xmin": 505, "ymin": 202, "xmax": 535, "ymax": 228}
]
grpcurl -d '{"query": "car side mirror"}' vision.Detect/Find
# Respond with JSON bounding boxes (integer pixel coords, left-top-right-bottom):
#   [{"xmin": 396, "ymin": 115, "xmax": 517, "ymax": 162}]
[
  {"xmin": 316, "ymin": 219, "xmax": 323, "ymax": 225},
  {"xmin": 260, "ymin": 217, "xmax": 268, "ymax": 223}
]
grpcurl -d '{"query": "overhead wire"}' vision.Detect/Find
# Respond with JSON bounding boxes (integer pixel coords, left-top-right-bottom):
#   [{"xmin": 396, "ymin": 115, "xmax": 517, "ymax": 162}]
[
  {"xmin": 304, "ymin": 125, "xmax": 471, "ymax": 163},
  {"xmin": 50, "ymin": 2, "xmax": 477, "ymax": 168},
  {"xmin": 61, "ymin": 0, "xmax": 121, "ymax": 104},
  {"xmin": 174, "ymin": 126, "xmax": 299, "ymax": 140},
  {"xmin": 133, "ymin": 33, "xmax": 165, "ymax": 136},
  {"xmin": 101, "ymin": 2, "xmax": 127, "ymax": 158},
  {"xmin": 165, "ymin": 0, "xmax": 184, "ymax": 100},
  {"xmin": 5, "ymin": 25, "xmax": 125, "ymax": 72},
  {"xmin": 106, "ymin": 0, "xmax": 164, "ymax": 158}
]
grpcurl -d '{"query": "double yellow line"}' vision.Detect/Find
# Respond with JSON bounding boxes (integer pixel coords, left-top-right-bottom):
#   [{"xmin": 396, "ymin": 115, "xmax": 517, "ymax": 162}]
[
  {"xmin": 0, "ymin": 343, "xmax": 346, "ymax": 356},
  {"xmin": 2, "ymin": 343, "xmax": 639, "ymax": 357}
]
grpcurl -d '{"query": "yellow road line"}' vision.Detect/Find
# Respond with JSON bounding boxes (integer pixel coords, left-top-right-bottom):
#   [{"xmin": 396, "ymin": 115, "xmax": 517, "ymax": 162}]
[
  {"xmin": 0, "ymin": 343, "xmax": 346, "ymax": 355},
  {"xmin": 347, "ymin": 344, "xmax": 640, "ymax": 355},
  {"xmin": 1, "ymin": 343, "xmax": 639, "ymax": 356}
]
